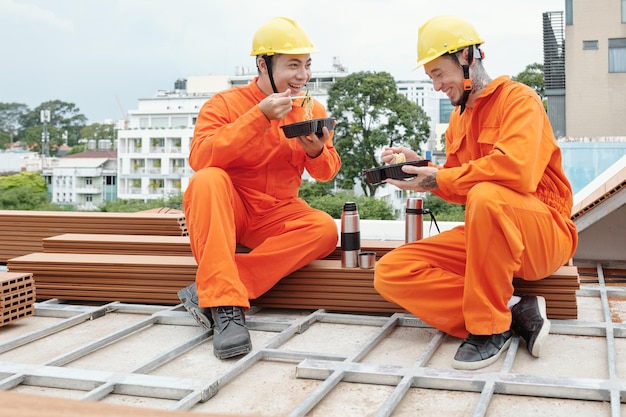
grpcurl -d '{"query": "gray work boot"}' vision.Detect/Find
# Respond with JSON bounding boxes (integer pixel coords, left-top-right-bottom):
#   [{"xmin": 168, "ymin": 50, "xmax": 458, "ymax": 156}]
[
  {"xmin": 177, "ymin": 283, "xmax": 213, "ymax": 330},
  {"xmin": 511, "ymin": 295, "xmax": 550, "ymax": 357},
  {"xmin": 452, "ymin": 330, "xmax": 513, "ymax": 370},
  {"xmin": 211, "ymin": 306, "xmax": 252, "ymax": 359}
]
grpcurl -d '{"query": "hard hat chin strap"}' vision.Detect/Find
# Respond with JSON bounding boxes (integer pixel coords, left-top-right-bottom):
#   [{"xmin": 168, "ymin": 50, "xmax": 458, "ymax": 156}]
[
  {"xmin": 262, "ymin": 55, "xmax": 279, "ymax": 94},
  {"xmin": 454, "ymin": 46, "xmax": 474, "ymax": 115}
]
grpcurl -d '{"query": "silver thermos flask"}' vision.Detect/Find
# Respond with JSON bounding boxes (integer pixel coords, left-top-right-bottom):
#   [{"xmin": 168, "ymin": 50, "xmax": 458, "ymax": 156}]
[
  {"xmin": 341, "ymin": 202, "xmax": 361, "ymax": 268},
  {"xmin": 405, "ymin": 198, "xmax": 424, "ymax": 243}
]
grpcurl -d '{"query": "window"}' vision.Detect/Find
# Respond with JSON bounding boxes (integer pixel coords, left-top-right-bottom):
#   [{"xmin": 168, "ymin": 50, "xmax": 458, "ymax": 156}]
[
  {"xmin": 565, "ymin": 0, "xmax": 573, "ymax": 25},
  {"xmin": 583, "ymin": 40, "xmax": 598, "ymax": 50},
  {"xmin": 609, "ymin": 38, "xmax": 626, "ymax": 73},
  {"xmin": 623, "ymin": 0, "xmax": 626, "ymax": 23},
  {"xmin": 171, "ymin": 116, "xmax": 187, "ymax": 128},
  {"xmin": 85, "ymin": 177, "xmax": 93, "ymax": 186},
  {"xmin": 151, "ymin": 117, "xmax": 168, "ymax": 128},
  {"xmin": 439, "ymin": 98, "xmax": 454, "ymax": 123}
]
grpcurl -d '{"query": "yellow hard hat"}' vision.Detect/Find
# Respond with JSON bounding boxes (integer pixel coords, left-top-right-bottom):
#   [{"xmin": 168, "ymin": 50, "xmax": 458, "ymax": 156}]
[
  {"xmin": 415, "ymin": 15, "xmax": 484, "ymax": 68},
  {"xmin": 250, "ymin": 17, "xmax": 319, "ymax": 56}
]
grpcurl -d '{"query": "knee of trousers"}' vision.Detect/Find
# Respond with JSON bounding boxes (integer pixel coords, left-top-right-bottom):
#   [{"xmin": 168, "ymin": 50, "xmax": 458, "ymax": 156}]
[
  {"xmin": 465, "ymin": 182, "xmax": 514, "ymax": 218},
  {"xmin": 302, "ymin": 211, "xmax": 338, "ymax": 257},
  {"xmin": 186, "ymin": 167, "xmax": 232, "ymax": 196},
  {"xmin": 373, "ymin": 253, "xmax": 397, "ymax": 296},
  {"xmin": 317, "ymin": 212, "xmax": 339, "ymax": 245}
]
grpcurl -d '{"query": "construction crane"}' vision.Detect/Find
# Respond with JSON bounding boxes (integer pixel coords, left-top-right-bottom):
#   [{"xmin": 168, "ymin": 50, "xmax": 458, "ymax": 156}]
[{"xmin": 115, "ymin": 95, "xmax": 129, "ymax": 129}]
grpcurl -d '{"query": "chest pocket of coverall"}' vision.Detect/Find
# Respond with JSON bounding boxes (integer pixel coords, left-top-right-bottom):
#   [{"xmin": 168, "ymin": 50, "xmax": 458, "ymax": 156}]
[
  {"xmin": 476, "ymin": 126, "xmax": 500, "ymax": 158},
  {"xmin": 446, "ymin": 133, "xmax": 464, "ymax": 162}
]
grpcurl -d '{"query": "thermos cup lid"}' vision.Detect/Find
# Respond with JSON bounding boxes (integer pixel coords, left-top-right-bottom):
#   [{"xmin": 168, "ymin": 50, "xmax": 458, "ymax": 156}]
[
  {"xmin": 406, "ymin": 198, "xmax": 423, "ymax": 209},
  {"xmin": 343, "ymin": 202, "xmax": 357, "ymax": 211}
]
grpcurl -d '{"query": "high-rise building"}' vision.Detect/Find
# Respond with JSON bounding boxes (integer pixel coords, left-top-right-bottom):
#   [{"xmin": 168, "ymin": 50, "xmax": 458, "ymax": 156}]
[{"xmin": 559, "ymin": 0, "xmax": 626, "ymax": 137}]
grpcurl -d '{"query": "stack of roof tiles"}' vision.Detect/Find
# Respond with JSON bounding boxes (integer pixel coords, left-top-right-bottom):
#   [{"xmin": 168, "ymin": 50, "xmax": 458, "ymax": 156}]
[
  {"xmin": 0, "ymin": 209, "xmax": 580, "ymax": 319},
  {"xmin": 0, "ymin": 210, "xmax": 188, "ymax": 263}
]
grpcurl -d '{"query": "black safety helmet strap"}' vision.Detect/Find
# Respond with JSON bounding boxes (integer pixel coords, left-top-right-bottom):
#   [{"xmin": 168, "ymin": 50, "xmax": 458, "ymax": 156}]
[
  {"xmin": 262, "ymin": 55, "xmax": 279, "ymax": 94},
  {"xmin": 458, "ymin": 45, "xmax": 474, "ymax": 115}
]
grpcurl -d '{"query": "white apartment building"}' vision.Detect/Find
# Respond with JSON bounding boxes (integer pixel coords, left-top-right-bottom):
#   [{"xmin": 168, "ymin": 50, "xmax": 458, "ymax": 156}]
[
  {"xmin": 116, "ymin": 92, "xmax": 206, "ymax": 201},
  {"xmin": 396, "ymin": 79, "xmax": 451, "ymax": 150},
  {"xmin": 42, "ymin": 155, "xmax": 117, "ymax": 211}
]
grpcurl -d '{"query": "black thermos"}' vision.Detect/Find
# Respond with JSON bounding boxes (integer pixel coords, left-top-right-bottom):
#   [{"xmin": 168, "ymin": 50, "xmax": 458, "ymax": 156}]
[{"xmin": 341, "ymin": 202, "xmax": 361, "ymax": 268}]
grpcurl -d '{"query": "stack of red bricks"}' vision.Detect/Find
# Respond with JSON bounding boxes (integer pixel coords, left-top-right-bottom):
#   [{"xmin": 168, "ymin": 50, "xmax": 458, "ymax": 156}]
[{"xmin": 1, "ymin": 272, "xmax": 36, "ymax": 327}]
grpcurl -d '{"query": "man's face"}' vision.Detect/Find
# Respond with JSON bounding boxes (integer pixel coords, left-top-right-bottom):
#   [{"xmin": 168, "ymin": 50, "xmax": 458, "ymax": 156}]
[
  {"xmin": 424, "ymin": 54, "xmax": 464, "ymax": 106},
  {"xmin": 265, "ymin": 53, "xmax": 312, "ymax": 94}
]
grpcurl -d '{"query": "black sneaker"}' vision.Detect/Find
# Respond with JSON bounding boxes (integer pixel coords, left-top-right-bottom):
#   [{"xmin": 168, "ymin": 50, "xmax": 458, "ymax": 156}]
[
  {"xmin": 452, "ymin": 331, "xmax": 513, "ymax": 370},
  {"xmin": 511, "ymin": 295, "xmax": 550, "ymax": 357},
  {"xmin": 211, "ymin": 306, "xmax": 252, "ymax": 359},
  {"xmin": 177, "ymin": 283, "xmax": 213, "ymax": 331}
]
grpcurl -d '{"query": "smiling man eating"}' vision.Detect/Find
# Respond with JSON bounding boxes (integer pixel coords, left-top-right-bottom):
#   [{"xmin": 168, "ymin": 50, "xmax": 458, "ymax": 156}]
[{"xmin": 178, "ymin": 16, "xmax": 341, "ymax": 360}]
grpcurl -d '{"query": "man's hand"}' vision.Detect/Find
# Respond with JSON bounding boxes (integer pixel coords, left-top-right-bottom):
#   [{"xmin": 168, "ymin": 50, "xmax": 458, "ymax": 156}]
[
  {"xmin": 296, "ymin": 125, "xmax": 332, "ymax": 158},
  {"xmin": 386, "ymin": 165, "xmax": 439, "ymax": 192},
  {"xmin": 380, "ymin": 146, "xmax": 422, "ymax": 164},
  {"xmin": 258, "ymin": 89, "xmax": 295, "ymax": 121}
]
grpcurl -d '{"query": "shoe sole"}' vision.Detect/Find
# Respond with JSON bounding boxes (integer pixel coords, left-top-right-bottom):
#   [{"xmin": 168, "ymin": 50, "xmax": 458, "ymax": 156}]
[
  {"xmin": 451, "ymin": 337, "xmax": 512, "ymax": 371},
  {"xmin": 529, "ymin": 296, "xmax": 550, "ymax": 358},
  {"xmin": 214, "ymin": 342, "xmax": 252, "ymax": 360},
  {"xmin": 177, "ymin": 285, "xmax": 213, "ymax": 331}
]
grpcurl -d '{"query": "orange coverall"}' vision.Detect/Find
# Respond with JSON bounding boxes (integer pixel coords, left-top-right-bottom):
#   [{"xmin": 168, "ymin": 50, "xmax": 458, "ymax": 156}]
[
  {"xmin": 185, "ymin": 77, "xmax": 341, "ymax": 309},
  {"xmin": 374, "ymin": 76, "xmax": 578, "ymax": 339}
]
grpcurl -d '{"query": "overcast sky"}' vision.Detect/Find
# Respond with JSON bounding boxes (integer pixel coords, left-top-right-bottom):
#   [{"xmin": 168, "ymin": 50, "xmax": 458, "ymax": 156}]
[{"xmin": 1, "ymin": 0, "xmax": 564, "ymax": 124}]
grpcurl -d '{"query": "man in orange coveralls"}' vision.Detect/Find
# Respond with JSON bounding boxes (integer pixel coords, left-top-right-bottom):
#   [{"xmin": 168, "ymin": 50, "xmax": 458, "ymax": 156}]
[
  {"xmin": 374, "ymin": 15, "xmax": 578, "ymax": 370},
  {"xmin": 178, "ymin": 16, "xmax": 341, "ymax": 360}
]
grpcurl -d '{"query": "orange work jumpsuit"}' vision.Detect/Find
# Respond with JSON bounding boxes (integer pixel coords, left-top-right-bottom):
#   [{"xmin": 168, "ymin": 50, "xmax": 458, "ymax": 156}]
[
  {"xmin": 374, "ymin": 76, "xmax": 578, "ymax": 339},
  {"xmin": 184, "ymin": 77, "xmax": 341, "ymax": 309}
]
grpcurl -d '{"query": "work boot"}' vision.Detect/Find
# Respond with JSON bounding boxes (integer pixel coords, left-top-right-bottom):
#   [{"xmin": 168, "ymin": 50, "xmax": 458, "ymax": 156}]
[
  {"xmin": 177, "ymin": 283, "xmax": 213, "ymax": 331},
  {"xmin": 452, "ymin": 330, "xmax": 513, "ymax": 370},
  {"xmin": 211, "ymin": 306, "xmax": 252, "ymax": 360},
  {"xmin": 511, "ymin": 295, "xmax": 550, "ymax": 357}
]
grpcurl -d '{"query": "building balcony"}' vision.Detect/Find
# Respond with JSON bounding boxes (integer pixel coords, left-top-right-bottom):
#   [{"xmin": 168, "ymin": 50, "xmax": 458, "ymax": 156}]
[{"xmin": 74, "ymin": 187, "xmax": 102, "ymax": 194}]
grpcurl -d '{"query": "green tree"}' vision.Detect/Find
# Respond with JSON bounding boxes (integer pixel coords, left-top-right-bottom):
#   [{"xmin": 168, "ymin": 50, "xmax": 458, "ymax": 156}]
[
  {"xmin": 513, "ymin": 63, "xmax": 546, "ymax": 110},
  {"xmin": 298, "ymin": 179, "xmax": 334, "ymax": 201},
  {"xmin": 0, "ymin": 172, "xmax": 62, "ymax": 211},
  {"xmin": 100, "ymin": 194, "xmax": 183, "ymax": 213},
  {"xmin": 63, "ymin": 122, "xmax": 118, "ymax": 155},
  {"xmin": 0, "ymin": 172, "xmax": 47, "ymax": 193},
  {"xmin": 0, "ymin": 102, "xmax": 30, "ymax": 150},
  {"xmin": 423, "ymin": 193, "xmax": 465, "ymax": 222},
  {"xmin": 305, "ymin": 191, "xmax": 394, "ymax": 220},
  {"xmin": 80, "ymin": 122, "xmax": 116, "ymax": 143},
  {"xmin": 0, "ymin": 186, "xmax": 49, "ymax": 210},
  {"xmin": 19, "ymin": 100, "xmax": 88, "ymax": 153},
  {"xmin": 327, "ymin": 71, "xmax": 430, "ymax": 197}
]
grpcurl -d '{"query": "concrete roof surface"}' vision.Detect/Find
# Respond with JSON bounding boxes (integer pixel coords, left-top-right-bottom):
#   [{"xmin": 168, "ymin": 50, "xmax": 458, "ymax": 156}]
[{"xmin": 0, "ymin": 275, "xmax": 623, "ymax": 417}]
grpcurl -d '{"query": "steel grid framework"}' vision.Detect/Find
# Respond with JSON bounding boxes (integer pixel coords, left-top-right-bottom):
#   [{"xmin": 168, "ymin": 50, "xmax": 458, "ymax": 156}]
[{"xmin": 0, "ymin": 263, "xmax": 623, "ymax": 417}]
